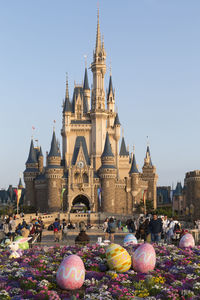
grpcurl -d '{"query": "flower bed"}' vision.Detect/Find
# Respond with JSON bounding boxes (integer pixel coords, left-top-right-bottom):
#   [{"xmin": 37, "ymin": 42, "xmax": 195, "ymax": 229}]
[{"xmin": 0, "ymin": 243, "xmax": 200, "ymax": 299}]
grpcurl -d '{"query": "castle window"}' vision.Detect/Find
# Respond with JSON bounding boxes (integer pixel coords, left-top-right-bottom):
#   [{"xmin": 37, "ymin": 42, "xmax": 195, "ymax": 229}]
[{"xmin": 83, "ymin": 173, "xmax": 88, "ymax": 183}]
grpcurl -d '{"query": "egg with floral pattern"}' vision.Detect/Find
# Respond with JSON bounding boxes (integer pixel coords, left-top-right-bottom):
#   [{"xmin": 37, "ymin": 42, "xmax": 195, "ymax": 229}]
[
  {"xmin": 106, "ymin": 243, "xmax": 131, "ymax": 273},
  {"xmin": 56, "ymin": 255, "xmax": 85, "ymax": 290},
  {"xmin": 123, "ymin": 234, "xmax": 138, "ymax": 246},
  {"xmin": 179, "ymin": 233, "xmax": 195, "ymax": 248},
  {"xmin": 132, "ymin": 243, "xmax": 156, "ymax": 273}
]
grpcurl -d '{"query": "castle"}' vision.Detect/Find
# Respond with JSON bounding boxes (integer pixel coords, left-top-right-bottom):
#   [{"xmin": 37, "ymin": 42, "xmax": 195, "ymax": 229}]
[{"xmin": 24, "ymin": 11, "xmax": 158, "ymax": 215}]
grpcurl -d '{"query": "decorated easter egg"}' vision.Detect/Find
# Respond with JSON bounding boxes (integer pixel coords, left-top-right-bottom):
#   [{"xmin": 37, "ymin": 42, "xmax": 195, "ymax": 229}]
[
  {"xmin": 132, "ymin": 243, "xmax": 156, "ymax": 273},
  {"xmin": 179, "ymin": 233, "xmax": 195, "ymax": 248},
  {"xmin": 124, "ymin": 234, "xmax": 138, "ymax": 246},
  {"xmin": 106, "ymin": 243, "xmax": 131, "ymax": 273},
  {"xmin": 56, "ymin": 255, "xmax": 85, "ymax": 290},
  {"xmin": 14, "ymin": 236, "xmax": 29, "ymax": 250}
]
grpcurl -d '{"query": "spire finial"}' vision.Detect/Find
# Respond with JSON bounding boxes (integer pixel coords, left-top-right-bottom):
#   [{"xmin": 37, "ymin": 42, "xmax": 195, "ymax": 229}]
[
  {"xmin": 122, "ymin": 128, "xmax": 124, "ymax": 137},
  {"xmin": 109, "ymin": 61, "xmax": 112, "ymax": 76},
  {"xmin": 95, "ymin": 4, "xmax": 101, "ymax": 52},
  {"xmin": 147, "ymin": 135, "xmax": 149, "ymax": 147},
  {"xmin": 133, "ymin": 145, "xmax": 135, "ymax": 154},
  {"xmin": 53, "ymin": 120, "xmax": 56, "ymax": 132},
  {"xmin": 84, "ymin": 54, "xmax": 87, "ymax": 68},
  {"xmin": 65, "ymin": 72, "xmax": 69, "ymax": 99}
]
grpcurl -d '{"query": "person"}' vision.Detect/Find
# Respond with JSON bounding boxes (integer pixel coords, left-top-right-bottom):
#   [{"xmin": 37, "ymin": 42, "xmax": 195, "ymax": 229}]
[
  {"xmin": 105, "ymin": 217, "xmax": 116, "ymax": 242},
  {"xmin": 166, "ymin": 217, "xmax": 176, "ymax": 244},
  {"xmin": 53, "ymin": 218, "xmax": 60, "ymax": 242},
  {"xmin": 117, "ymin": 219, "xmax": 122, "ymax": 231},
  {"xmin": 162, "ymin": 216, "xmax": 170, "ymax": 242},
  {"xmin": 61, "ymin": 219, "xmax": 68, "ymax": 241},
  {"xmin": 9, "ymin": 216, "xmax": 16, "ymax": 241},
  {"xmin": 37, "ymin": 217, "xmax": 44, "ymax": 242},
  {"xmin": 75, "ymin": 221, "xmax": 90, "ymax": 246},
  {"xmin": 144, "ymin": 218, "xmax": 151, "ymax": 242},
  {"xmin": 103, "ymin": 218, "xmax": 109, "ymax": 233},
  {"xmin": 149, "ymin": 213, "xmax": 162, "ymax": 243}
]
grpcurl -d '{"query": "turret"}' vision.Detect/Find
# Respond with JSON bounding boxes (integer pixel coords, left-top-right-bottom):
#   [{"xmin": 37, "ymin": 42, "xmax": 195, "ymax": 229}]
[
  {"xmin": 18, "ymin": 178, "xmax": 24, "ymax": 189},
  {"xmin": 142, "ymin": 145, "xmax": 158, "ymax": 210},
  {"xmin": 46, "ymin": 130, "xmax": 63, "ymax": 212},
  {"xmin": 99, "ymin": 132, "xmax": 116, "ymax": 213},
  {"xmin": 38, "ymin": 146, "xmax": 44, "ymax": 173},
  {"xmin": 23, "ymin": 139, "xmax": 39, "ymax": 207},
  {"xmin": 61, "ymin": 75, "xmax": 71, "ymax": 164},
  {"xmin": 90, "ymin": 9, "xmax": 107, "ymax": 169},
  {"xmin": 91, "ymin": 8, "xmax": 106, "ymax": 111},
  {"xmin": 107, "ymin": 75, "xmax": 115, "ymax": 112},
  {"xmin": 83, "ymin": 67, "xmax": 90, "ymax": 111},
  {"xmin": 129, "ymin": 149, "xmax": 140, "ymax": 196}
]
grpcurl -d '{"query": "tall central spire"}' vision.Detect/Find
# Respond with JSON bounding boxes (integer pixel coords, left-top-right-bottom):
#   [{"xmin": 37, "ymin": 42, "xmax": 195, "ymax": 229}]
[{"xmin": 95, "ymin": 7, "xmax": 101, "ymax": 54}]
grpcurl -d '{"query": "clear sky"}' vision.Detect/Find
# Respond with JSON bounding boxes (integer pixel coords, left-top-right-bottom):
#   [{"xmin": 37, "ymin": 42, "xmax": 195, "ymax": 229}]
[{"xmin": 0, "ymin": 0, "xmax": 200, "ymax": 189}]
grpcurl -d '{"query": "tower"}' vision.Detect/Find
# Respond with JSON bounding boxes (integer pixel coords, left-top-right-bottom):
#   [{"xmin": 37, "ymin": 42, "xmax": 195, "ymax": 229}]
[
  {"xmin": 24, "ymin": 139, "xmax": 38, "ymax": 207},
  {"xmin": 99, "ymin": 132, "xmax": 116, "ymax": 212},
  {"xmin": 142, "ymin": 145, "xmax": 158, "ymax": 210},
  {"xmin": 46, "ymin": 130, "xmax": 63, "ymax": 212},
  {"xmin": 91, "ymin": 9, "xmax": 107, "ymax": 169}
]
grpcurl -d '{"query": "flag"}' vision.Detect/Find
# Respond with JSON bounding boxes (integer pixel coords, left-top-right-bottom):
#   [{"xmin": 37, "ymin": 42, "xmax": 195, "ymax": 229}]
[
  {"xmin": 32, "ymin": 126, "xmax": 35, "ymax": 130},
  {"xmin": 17, "ymin": 189, "xmax": 22, "ymax": 205},
  {"xmin": 60, "ymin": 188, "xmax": 65, "ymax": 205},
  {"xmin": 97, "ymin": 187, "xmax": 101, "ymax": 208},
  {"xmin": 53, "ymin": 120, "xmax": 56, "ymax": 123},
  {"xmin": 14, "ymin": 189, "xmax": 22, "ymax": 205}
]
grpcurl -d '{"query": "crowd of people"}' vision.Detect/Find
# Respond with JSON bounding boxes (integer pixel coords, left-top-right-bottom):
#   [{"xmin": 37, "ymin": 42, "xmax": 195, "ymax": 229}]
[
  {"xmin": 0, "ymin": 215, "xmax": 44, "ymax": 246},
  {"xmin": 103, "ymin": 213, "xmax": 185, "ymax": 244}
]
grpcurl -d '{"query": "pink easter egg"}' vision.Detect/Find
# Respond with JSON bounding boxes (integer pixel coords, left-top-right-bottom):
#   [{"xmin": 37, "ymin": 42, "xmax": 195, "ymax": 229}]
[
  {"xmin": 179, "ymin": 233, "xmax": 195, "ymax": 248},
  {"xmin": 56, "ymin": 255, "xmax": 85, "ymax": 290},
  {"xmin": 132, "ymin": 243, "xmax": 156, "ymax": 273}
]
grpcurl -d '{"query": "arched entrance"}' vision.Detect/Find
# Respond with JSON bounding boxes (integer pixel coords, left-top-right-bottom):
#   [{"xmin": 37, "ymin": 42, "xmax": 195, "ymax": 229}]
[{"xmin": 70, "ymin": 194, "xmax": 90, "ymax": 213}]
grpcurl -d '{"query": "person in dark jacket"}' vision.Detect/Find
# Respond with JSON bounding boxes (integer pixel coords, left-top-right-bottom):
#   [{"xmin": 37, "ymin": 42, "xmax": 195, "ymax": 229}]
[
  {"xmin": 75, "ymin": 221, "xmax": 90, "ymax": 246},
  {"xmin": 105, "ymin": 218, "xmax": 116, "ymax": 242},
  {"xmin": 149, "ymin": 213, "xmax": 162, "ymax": 243}
]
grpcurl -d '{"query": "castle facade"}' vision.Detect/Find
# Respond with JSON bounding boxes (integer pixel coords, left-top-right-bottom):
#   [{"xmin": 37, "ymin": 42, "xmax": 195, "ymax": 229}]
[{"xmin": 24, "ymin": 12, "xmax": 158, "ymax": 214}]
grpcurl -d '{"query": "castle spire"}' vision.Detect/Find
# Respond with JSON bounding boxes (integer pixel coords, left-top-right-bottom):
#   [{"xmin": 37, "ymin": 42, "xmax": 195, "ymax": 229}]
[
  {"xmin": 63, "ymin": 74, "xmax": 72, "ymax": 112},
  {"xmin": 144, "ymin": 144, "xmax": 153, "ymax": 167},
  {"xmin": 129, "ymin": 149, "xmax": 139, "ymax": 174},
  {"xmin": 48, "ymin": 131, "xmax": 60, "ymax": 157},
  {"xmin": 26, "ymin": 139, "xmax": 37, "ymax": 164},
  {"xmin": 95, "ymin": 7, "xmax": 101, "ymax": 54},
  {"xmin": 108, "ymin": 74, "xmax": 114, "ymax": 96},
  {"xmin": 101, "ymin": 132, "xmax": 114, "ymax": 158},
  {"xmin": 65, "ymin": 73, "xmax": 69, "ymax": 99},
  {"xmin": 83, "ymin": 67, "xmax": 90, "ymax": 90}
]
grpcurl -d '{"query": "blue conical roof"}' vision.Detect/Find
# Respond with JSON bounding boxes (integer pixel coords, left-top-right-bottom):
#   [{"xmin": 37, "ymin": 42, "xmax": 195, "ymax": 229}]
[
  {"xmin": 83, "ymin": 68, "xmax": 90, "ymax": 90},
  {"xmin": 63, "ymin": 98, "xmax": 72, "ymax": 112},
  {"xmin": 39, "ymin": 146, "xmax": 43, "ymax": 157},
  {"xmin": 108, "ymin": 75, "xmax": 114, "ymax": 95},
  {"xmin": 129, "ymin": 153, "xmax": 139, "ymax": 174},
  {"xmin": 101, "ymin": 132, "xmax": 114, "ymax": 158},
  {"xmin": 146, "ymin": 146, "xmax": 153, "ymax": 166},
  {"xmin": 26, "ymin": 139, "xmax": 37, "ymax": 164},
  {"xmin": 48, "ymin": 131, "xmax": 60, "ymax": 157},
  {"xmin": 174, "ymin": 182, "xmax": 182, "ymax": 196},
  {"xmin": 114, "ymin": 113, "xmax": 120, "ymax": 126},
  {"xmin": 18, "ymin": 178, "xmax": 23, "ymax": 187},
  {"xmin": 120, "ymin": 137, "xmax": 129, "ymax": 156}
]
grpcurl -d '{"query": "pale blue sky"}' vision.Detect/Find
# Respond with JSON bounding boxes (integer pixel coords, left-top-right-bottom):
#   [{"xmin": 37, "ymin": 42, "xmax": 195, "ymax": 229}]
[{"xmin": 0, "ymin": 0, "xmax": 200, "ymax": 188}]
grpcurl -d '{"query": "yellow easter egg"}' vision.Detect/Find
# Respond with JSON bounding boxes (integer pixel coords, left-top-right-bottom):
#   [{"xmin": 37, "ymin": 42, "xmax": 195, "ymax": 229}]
[{"xmin": 106, "ymin": 243, "xmax": 131, "ymax": 273}]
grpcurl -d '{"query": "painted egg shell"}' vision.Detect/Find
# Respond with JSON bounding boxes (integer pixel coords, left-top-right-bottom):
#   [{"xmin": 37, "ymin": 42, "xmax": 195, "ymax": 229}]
[
  {"xmin": 56, "ymin": 255, "xmax": 85, "ymax": 290},
  {"xmin": 124, "ymin": 234, "xmax": 138, "ymax": 246},
  {"xmin": 132, "ymin": 243, "xmax": 156, "ymax": 273},
  {"xmin": 14, "ymin": 236, "xmax": 29, "ymax": 250},
  {"xmin": 106, "ymin": 243, "xmax": 131, "ymax": 273},
  {"xmin": 179, "ymin": 233, "xmax": 195, "ymax": 248}
]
